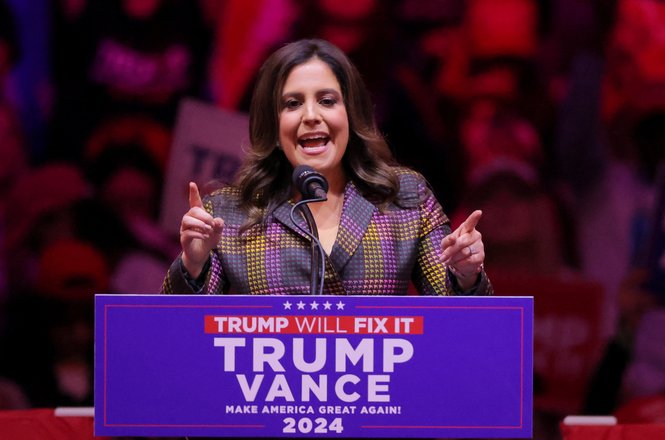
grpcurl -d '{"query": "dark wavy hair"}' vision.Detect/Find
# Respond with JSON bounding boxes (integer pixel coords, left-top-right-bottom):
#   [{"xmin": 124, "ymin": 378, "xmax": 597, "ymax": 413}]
[{"xmin": 234, "ymin": 39, "xmax": 400, "ymax": 230}]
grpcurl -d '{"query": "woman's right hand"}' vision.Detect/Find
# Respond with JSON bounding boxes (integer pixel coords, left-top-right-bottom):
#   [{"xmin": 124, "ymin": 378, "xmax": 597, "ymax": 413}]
[{"xmin": 179, "ymin": 182, "xmax": 224, "ymax": 278}]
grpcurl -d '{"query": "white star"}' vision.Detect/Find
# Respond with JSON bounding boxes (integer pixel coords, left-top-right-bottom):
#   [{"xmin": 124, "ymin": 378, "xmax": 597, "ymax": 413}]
[
  {"xmin": 283, "ymin": 301, "xmax": 292, "ymax": 310},
  {"xmin": 310, "ymin": 301, "xmax": 319, "ymax": 310},
  {"xmin": 297, "ymin": 301, "xmax": 306, "ymax": 310},
  {"xmin": 323, "ymin": 301, "xmax": 332, "ymax": 310},
  {"xmin": 336, "ymin": 301, "xmax": 345, "ymax": 310}
]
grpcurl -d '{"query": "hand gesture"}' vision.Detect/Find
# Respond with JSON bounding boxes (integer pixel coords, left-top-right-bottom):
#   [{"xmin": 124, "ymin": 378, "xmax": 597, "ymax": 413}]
[
  {"xmin": 180, "ymin": 182, "xmax": 224, "ymax": 278},
  {"xmin": 441, "ymin": 210, "xmax": 485, "ymax": 290}
]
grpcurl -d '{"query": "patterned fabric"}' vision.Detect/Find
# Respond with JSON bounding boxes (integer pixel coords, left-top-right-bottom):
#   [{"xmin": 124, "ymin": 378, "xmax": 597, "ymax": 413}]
[{"xmin": 161, "ymin": 169, "xmax": 492, "ymax": 296}]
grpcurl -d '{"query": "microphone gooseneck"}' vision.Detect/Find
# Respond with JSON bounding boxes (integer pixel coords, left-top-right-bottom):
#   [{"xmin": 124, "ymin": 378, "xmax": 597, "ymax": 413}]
[{"xmin": 290, "ymin": 165, "xmax": 328, "ymax": 296}]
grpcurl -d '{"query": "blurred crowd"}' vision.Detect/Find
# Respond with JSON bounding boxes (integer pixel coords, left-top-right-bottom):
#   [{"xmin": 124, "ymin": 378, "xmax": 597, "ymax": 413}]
[{"xmin": 0, "ymin": 0, "xmax": 664, "ymax": 438}]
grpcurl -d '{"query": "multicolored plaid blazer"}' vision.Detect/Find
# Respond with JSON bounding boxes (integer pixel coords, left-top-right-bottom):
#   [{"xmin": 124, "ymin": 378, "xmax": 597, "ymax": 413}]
[{"xmin": 161, "ymin": 169, "xmax": 492, "ymax": 296}]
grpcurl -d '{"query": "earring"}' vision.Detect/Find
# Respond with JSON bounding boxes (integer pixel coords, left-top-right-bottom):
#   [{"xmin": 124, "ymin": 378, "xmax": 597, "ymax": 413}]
[{"xmin": 276, "ymin": 141, "xmax": 282, "ymax": 150}]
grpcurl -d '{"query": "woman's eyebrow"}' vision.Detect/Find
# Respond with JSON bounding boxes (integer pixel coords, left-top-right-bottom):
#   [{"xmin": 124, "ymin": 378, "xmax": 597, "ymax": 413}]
[
  {"xmin": 281, "ymin": 91, "xmax": 302, "ymax": 98},
  {"xmin": 282, "ymin": 88, "xmax": 341, "ymax": 98},
  {"xmin": 316, "ymin": 88, "xmax": 341, "ymax": 95}
]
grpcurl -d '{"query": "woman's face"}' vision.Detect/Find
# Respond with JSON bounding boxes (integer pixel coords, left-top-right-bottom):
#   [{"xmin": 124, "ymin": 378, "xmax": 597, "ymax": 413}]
[{"xmin": 278, "ymin": 58, "xmax": 349, "ymax": 183}]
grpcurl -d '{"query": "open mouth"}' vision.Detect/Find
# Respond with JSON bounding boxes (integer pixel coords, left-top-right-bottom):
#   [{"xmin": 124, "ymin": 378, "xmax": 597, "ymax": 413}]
[{"xmin": 298, "ymin": 134, "xmax": 330, "ymax": 149}]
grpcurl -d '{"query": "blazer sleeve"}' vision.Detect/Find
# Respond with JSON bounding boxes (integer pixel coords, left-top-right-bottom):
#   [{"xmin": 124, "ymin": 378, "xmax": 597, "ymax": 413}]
[
  {"xmin": 160, "ymin": 252, "xmax": 227, "ymax": 295},
  {"xmin": 409, "ymin": 174, "xmax": 493, "ymax": 296}
]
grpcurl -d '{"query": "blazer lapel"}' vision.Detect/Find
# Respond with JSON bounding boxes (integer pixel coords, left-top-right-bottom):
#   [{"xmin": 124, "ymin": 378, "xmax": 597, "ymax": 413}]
[
  {"xmin": 329, "ymin": 182, "xmax": 376, "ymax": 271},
  {"xmin": 272, "ymin": 201, "xmax": 313, "ymax": 241},
  {"xmin": 272, "ymin": 185, "xmax": 376, "ymax": 277},
  {"xmin": 272, "ymin": 198, "xmax": 349, "ymax": 295}
]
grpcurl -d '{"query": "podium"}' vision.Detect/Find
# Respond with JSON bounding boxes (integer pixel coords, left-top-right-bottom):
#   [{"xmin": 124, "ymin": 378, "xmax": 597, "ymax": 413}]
[{"xmin": 95, "ymin": 294, "xmax": 533, "ymax": 438}]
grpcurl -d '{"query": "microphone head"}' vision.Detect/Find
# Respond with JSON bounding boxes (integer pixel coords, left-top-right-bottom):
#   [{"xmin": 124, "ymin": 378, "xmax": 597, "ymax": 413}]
[{"xmin": 292, "ymin": 165, "xmax": 328, "ymax": 199}]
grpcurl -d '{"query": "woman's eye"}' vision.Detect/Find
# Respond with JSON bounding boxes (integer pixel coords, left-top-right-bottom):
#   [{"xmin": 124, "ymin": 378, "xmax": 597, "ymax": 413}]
[
  {"xmin": 320, "ymin": 97, "xmax": 337, "ymax": 106},
  {"xmin": 284, "ymin": 100, "xmax": 301, "ymax": 109}
]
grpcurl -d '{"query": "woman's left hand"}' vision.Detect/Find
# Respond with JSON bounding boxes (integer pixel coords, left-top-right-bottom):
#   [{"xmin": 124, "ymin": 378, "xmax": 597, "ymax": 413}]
[{"xmin": 441, "ymin": 210, "xmax": 485, "ymax": 290}]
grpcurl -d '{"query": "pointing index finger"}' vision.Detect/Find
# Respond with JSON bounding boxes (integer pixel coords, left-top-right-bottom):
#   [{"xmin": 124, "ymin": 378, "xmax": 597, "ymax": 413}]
[
  {"xmin": 461, "ymin": 210, "xmax": 482, "ymax": 233},
  {"xmin": 189, "ymin": 182, "xmax": 204, "ymax": 209}
]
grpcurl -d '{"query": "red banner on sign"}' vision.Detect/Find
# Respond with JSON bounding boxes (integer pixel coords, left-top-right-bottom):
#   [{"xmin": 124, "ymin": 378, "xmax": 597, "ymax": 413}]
[{"xmin": 204, "ymin": 315, "xmax": 424, "ymax": 335}]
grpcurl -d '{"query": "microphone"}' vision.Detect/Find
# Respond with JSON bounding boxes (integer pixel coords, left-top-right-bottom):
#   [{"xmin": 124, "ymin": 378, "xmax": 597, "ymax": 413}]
[
  {"xmin": 290, "ymin": 165, "xmax": 327, "ymax": 295},
  {"xmin": 292, "ymin": 165, "xmax": 328, "ymax": 200}
]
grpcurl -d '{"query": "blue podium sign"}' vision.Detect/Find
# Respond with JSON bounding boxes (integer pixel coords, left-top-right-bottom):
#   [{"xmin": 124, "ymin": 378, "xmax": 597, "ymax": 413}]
[{"xmin": 95, "ymin": 294, "xmax": 533, "ymax": 438}]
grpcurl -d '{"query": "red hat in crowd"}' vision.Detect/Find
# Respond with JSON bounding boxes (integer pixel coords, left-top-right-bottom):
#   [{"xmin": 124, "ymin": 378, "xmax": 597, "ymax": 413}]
[
  {"xmin": 84, "ymin": 115, "xmax": 171, "ymax": 171},
  {"xmin": 4, "ymin": 163, "xmax": 90, "ymax": 251},
  {"xmin": 36, "ymin": 239, "xmax": 109, "ymax": 301}
]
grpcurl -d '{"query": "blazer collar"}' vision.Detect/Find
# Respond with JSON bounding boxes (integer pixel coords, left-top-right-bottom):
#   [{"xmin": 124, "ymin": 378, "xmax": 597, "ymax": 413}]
[{"xmin": 272, "ymin": 182, "xmax": 377, "ymax": 271}]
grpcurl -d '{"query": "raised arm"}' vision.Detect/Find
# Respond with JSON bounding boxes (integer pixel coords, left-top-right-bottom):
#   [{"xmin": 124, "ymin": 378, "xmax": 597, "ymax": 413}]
[{"xmin": 179, "ymin": 182, "xmax": 225, "ymax": 278}]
